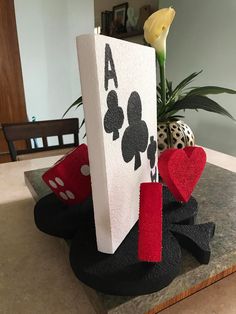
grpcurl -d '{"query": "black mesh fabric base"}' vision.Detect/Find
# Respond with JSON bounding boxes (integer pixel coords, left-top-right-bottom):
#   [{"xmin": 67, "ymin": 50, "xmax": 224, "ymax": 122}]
[
  {"xmin": 70, "ymin": 224, "xmax": 182, "ymax": 296},
  {"xmin": 34, "ymin": 187, "xmax": 199, "ymax": 296},
  {"xmin": 34, "ymin": 194, "xmax": 93, "ymax": 239},
  {"xmin": 34, "ymin": 187, "xmax": 197, "ymax": 240}
]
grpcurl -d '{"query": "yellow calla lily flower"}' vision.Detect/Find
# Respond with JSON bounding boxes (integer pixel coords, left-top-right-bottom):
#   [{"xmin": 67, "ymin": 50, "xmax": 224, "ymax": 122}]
[{"xmin": 144, "ymin": 7, "xmax": 175, "ymax": 62}]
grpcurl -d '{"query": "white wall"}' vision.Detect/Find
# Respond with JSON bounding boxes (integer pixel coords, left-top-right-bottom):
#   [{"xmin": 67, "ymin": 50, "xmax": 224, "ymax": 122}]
[
  {"xmin": 14, "ymin": 0, "xmax": 94, "ymax": 141},
  {"xmin": 160, "ymin": 0, "xmax": 236, "ymax": 156}
]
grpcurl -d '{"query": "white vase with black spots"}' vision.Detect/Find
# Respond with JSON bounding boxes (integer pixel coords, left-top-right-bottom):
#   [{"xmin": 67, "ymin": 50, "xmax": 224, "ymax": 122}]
[{"xmin": 157, "ymin": 120, "xmax": 195, "ymax": 154}]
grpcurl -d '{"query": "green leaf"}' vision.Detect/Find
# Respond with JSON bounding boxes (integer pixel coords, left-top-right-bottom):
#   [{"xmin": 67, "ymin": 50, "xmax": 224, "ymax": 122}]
[
  {"xmin": 79, "ymin": 118, "xmax": 85, "ymax": 129},
  {"xmin": 75, "ymin": 103, "xmax": 83, "ymax": 110},
  {"xmin": 166, "ymin": 80, "xmax": 173, "ymax": 99},
  {"xmin": 166, "ymin": 79, "xmax": 172, "ymax": 92},
  {"xmin": 158, "ymin": 115, "xmax": 185, "ymax": 122},
  {"xmin": 165, "ymin": 71, "xmax": 202, "ymax": 108},
  {"xmin": 156, "ymin": 85, "xmax": 162, "ymax": 96},
  {"xmin": 173, "ymin": 71, "xmax": 202, "ymax": 95},
  {"xmin": 166, "ymin": 95, "xmax": 235, "ymax": 120},
  {"xmin": 168, "ymin": 115, "xmax": 185, "ymax": 119},
  {"xmin": 62, "ymin": 96, "xmax": 83, "ymax": 117},
  {"xmin": 188, "ymin": 86, "xmax": 236, "ymax": 96}
]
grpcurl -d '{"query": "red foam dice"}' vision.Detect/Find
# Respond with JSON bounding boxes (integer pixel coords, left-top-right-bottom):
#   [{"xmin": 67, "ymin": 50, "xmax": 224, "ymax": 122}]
[
  {"xmin": 42, "ymin": 144, "xmax": 91, "ymax": 205},
  {"xmin": 138, "ymin": 182, "xmax": 163, "ymax": 262},
  {"xmin": 158, "ymin": 146, "xmax": 206, "ymax": 203}
]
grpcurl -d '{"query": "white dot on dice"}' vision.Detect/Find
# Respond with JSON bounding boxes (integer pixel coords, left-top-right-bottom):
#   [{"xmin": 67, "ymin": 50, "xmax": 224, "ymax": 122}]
[
  {"xmin": 59, "ymin": 192, "xmax": 68, "ymax": 200},
  {"xmin": 49, "ymin": 180, "xmax": 57, "ymax": 189},
  {"xmin": 66, "ymin": 190, "xmax": 75, "ymax": 199},
  {"xmin": 81, "ymin": 165, "xmax": 90, "ymax": 176},
  {"xmin": 55, "ymin": 177, "xmax": 64, "ymax": 186}
]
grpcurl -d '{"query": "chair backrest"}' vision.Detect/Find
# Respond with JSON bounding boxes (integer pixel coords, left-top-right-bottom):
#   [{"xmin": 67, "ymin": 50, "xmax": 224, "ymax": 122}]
[{"xmin": 2, "ymin": 118, "xmax": 79, "ymax": 161}]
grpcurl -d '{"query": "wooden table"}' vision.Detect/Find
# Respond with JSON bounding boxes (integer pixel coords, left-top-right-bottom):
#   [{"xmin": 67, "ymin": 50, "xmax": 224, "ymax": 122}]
[{"xmin": 1, "ymin": 148, "xmax": 236, "ymax": 314}]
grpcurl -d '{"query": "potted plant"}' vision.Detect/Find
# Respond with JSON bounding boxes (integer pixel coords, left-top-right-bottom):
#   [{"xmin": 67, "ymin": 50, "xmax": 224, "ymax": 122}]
[
  {"xmin": 65, "ymin": 7, "xmax": 235, "ymax": 152},
  {"xmin": 144, "ymin": 7, "xmax": 235, "ymax": 153}
]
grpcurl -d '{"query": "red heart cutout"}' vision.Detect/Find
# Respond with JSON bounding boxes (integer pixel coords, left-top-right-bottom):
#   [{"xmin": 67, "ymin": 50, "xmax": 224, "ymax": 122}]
[{"xmin": 158, "ymin": 147, "xmax": 206, "ymax": 203}]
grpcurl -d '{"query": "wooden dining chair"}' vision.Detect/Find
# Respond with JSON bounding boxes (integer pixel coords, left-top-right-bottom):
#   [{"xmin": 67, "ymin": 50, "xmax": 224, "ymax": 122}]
[{"xmin": 2, "ymin": 118, "xmax": 79, "ymax": 161}]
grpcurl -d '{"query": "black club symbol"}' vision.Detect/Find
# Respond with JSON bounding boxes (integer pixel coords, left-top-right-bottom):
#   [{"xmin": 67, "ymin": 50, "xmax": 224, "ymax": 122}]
[
  {"xmin": 121, "ymin": 91, "xmax": 149, "ymax": 170},
  {"xmin": 104, "ymin": 90, "xmax": 124, "ymax": 141},
  {"xmin": 147, "ymin": 136, "xmax": 157, "ymax": 182},
  {"xmin": 163, "ymin": 188, "xmax": 215, "ymax": 265}
]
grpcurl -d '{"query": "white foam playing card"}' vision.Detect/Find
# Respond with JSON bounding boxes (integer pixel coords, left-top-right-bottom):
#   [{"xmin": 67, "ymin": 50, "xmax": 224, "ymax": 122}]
[{"xmin": 77, "ymin": 34, "xmax": 158, "ymax": 253}]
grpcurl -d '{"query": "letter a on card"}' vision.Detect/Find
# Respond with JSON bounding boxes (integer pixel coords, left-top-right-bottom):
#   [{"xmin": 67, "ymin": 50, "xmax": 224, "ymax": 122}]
[{"xmin": 77, "ymin": 34, "xmax": 158, "ymax": 254}]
